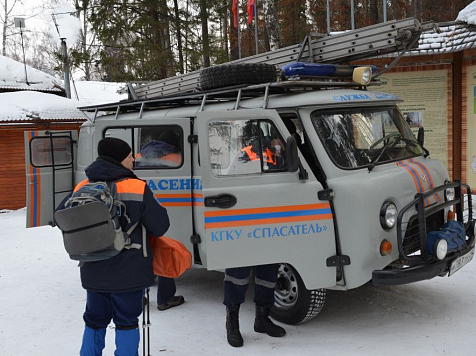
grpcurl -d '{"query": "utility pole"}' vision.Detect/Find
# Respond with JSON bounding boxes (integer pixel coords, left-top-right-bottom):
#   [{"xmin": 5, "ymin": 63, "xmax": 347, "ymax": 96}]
[
  {"xmin": 61, "ymin": 38, "xmax": 71, "ymax": 99},
  {"xmin": 326, "ymin": 0, "xmax": 330, "ymax": 35}
]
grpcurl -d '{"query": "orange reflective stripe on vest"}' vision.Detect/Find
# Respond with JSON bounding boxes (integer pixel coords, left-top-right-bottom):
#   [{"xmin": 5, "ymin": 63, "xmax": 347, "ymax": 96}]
[{"xmin": 73, "ymin": 179, "xmax": 89, "ymax": 192}]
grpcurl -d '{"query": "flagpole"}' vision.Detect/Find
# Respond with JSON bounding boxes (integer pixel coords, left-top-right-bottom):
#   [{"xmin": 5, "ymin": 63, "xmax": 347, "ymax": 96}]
[
  {"xmin": 254, "ymin": 0, "xmax": 258, "ymax": 55},
  {"xmin": 238, "ymin": 0, "xmax": 242, "ymax": 59}
]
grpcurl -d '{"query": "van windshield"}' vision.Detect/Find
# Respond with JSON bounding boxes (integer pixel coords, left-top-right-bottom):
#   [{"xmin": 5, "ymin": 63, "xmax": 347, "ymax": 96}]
[{"xmin": 311, "ymin": 106, "xmax": 425, "ymax": 169}]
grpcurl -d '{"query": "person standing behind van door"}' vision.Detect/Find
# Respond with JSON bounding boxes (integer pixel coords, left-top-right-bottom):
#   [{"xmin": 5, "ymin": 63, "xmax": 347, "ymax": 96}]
[
  {"xmin": 135, "ymin": 130, "xmax": 186, "ymax": 310},
  {"xmin": 69, "ymin": 137, "xmax": 170, "ymax": 355},
  {"xmin": 224, "ymin": 264, "xmax": 286, "ymax": 347}
]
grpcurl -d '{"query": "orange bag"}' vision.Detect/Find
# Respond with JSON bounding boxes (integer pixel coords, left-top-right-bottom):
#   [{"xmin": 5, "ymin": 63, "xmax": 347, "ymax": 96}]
[{"xmin": 150, "ymin": 236, "xmax": 192, "ymax": 278}]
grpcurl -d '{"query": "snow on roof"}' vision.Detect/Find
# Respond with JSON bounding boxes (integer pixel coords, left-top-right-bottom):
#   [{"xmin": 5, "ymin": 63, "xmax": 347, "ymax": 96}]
[
  {"xmin": 0, "ymin": 80, "xmax": 127, "ymax": 122},
  {"xmin": 382, "ymin": 1, "xmax": 476, "ymax": 57},
  {"xmin": 457, "ymin": 1, "xmax": 476, "ymax": 25},
  {"xmin": 0, "ymin": 91, "xmax": 86, "ymax": 122},
  {"xmin": 72, "ymin": 81, "xmax": 126, "ymax": 106},
  {"xmin": 0, "ymin": 55, "xmax": 64, "ymax": 92}
]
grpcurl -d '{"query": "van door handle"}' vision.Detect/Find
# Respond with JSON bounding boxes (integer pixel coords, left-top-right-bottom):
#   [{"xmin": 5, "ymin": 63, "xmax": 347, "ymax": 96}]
[{"xmin": 204, "ymin": 194, "xmax": 237, "ymax": 209}]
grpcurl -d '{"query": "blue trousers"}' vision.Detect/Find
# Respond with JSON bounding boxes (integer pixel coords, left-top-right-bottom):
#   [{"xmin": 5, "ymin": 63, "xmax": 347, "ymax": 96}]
[
  {"xmin": 83, "ymin": 289, "xmax": 144, "ymax": 329},
  {"xmin": 157, "ymin": 276, "xmax": 176, "ymax": 304},
  {"xmin": 223, "ymin": 264, "xmax": 279, "ymax": 308},
  {"xmin": 80, "ymin": 290, "xmax": 143, "ymax": 356}
]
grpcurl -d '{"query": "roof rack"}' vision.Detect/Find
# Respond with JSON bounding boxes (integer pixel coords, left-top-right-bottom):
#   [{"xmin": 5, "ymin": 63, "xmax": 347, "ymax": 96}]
[
  {"xmin": 79, "ymin": 79, "xmax": 381, "ymax": 122},
  {"xmin": 128, "ymin": 18, "xmax": 432, "ymax": 100}
]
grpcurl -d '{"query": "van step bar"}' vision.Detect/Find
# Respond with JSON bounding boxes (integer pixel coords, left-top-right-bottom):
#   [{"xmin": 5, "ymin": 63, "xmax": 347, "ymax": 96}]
[{"xmin": 130, "ymin": 18, "xmax": 432, "ymax": 100}]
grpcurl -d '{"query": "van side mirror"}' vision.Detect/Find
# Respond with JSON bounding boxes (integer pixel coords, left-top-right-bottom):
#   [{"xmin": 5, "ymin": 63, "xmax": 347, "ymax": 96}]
[
  {"xmin": 417, "ymin": 127, "xmax": 424, "ymax": 147},
  {"xmin": 286, "ymin": 136, "xmax": 299, "ymax": 173},
  {"xmin": 286, "ymin": 137, "xmax": 308, "ymax": 180}
]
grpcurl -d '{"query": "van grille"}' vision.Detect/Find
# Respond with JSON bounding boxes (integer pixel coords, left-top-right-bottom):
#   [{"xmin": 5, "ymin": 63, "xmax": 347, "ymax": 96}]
[{"xmin": 402, "ymin": 210, "xmax": 444, "ymax": 255}]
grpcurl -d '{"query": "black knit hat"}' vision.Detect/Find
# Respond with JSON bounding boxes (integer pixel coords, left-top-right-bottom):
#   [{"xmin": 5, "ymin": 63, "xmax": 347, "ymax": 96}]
[{"xmin": 97, "ymin": 137, "xmax": 132, "ymax": 162}]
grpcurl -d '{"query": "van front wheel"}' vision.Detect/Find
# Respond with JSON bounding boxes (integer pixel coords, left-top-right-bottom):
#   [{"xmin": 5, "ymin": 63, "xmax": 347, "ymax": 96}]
[{"xmin": 270, "ymin": 263, "xmax": 326, "ymax": 325}]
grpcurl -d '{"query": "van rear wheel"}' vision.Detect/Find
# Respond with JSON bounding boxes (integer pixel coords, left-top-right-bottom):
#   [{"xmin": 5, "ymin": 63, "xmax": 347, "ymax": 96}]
[{"xmin": 270, "ymin": 263, "xmax": 326, "ymax": 325}]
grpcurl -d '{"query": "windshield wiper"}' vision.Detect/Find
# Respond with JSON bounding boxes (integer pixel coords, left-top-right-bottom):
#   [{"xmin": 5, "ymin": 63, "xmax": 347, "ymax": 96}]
[
  {"xmin": 401, "ymin": 137, "xmax": 430, "ymax": 158},
  {"xmin": 368, "ymin": 135, "xmax": 401, "ymax": 172}
]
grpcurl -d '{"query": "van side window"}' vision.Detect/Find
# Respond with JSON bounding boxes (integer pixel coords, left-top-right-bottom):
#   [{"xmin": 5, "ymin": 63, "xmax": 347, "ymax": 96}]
[
  {"xmin": 135, "ymin": 126, "xmax": 183, "ymax": 169},
  {"xmin": 104, "ymin": 126, "xmax": 183, "ymax": 169},
  {"xmin": 209, "ymin": 119, "xmax": 287, "ymax": 176}
]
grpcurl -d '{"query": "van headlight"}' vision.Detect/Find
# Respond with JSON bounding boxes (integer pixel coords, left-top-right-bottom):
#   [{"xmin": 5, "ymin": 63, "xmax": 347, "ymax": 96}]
[
  {"xmin": 380, "ymin": 202, "xmax": 397, "ymax": 229},
  {"xmin": 435, "ymin": 239, "xmax": 448, "ymax": 260},
  {"xmin": 445, "ymin": 188, "xmax": 455, "ymax": 202}
]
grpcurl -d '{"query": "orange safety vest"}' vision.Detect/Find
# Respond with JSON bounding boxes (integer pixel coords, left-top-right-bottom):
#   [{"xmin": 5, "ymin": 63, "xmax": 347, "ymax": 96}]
[{"xmin": 241, "ymin": 146, "xmax": 276, "ymax": 165}]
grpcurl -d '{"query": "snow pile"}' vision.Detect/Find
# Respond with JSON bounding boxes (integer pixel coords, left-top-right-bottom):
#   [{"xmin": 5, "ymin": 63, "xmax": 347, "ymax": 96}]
[
  {"xmin": 0, "ymin": 55, "xmax": 62, "ymax": 91},
  {"xmin": 457, "ymin": 1, "xmax": 476, "ymax": 25}
]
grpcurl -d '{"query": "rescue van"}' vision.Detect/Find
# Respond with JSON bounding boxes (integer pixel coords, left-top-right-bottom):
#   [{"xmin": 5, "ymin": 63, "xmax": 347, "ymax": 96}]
[{"xmin": 24, "ymin": 18, "xmax": 475, "ymax": 325}]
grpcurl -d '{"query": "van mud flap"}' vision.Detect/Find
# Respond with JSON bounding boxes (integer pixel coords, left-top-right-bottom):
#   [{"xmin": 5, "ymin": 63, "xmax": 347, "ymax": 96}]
[{"xmin": 372, "ymin": 182, "xmax": 475, "ymax": 286}]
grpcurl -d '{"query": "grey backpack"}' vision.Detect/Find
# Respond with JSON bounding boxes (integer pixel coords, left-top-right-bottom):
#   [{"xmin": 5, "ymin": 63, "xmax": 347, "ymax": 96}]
[{"xmin": 54, "ymin": 180, "xmax": 147, "ymax": 263}]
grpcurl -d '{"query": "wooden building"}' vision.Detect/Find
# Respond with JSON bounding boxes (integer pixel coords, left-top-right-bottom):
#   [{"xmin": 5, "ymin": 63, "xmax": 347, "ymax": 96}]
[
  {"xmin": 0, "ymin": 112, "xmax": 85, "ymax": 210},
  {"xmin": 353, "ymin": 21, "xmax": 476, "ymax": 191}
]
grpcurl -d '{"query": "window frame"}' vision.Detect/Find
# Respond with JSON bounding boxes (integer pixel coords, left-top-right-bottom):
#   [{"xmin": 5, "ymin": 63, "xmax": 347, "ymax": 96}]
[
  {"xmin": 208, "ymin": 118, "xmax": 288, "ymax": 177},
  {"xmin": 102, "ymin": 124, "xmax": 184, "ymax": 170},
  {"xmin": 29, "ymin": 135, "xmax": 74, "ymax": 168}
]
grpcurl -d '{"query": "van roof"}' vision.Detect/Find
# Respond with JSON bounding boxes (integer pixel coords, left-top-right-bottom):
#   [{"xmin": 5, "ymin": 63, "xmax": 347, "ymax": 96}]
[{"xmin": 81, "ymin": 85, "xmax": 402, "ymax": 122}]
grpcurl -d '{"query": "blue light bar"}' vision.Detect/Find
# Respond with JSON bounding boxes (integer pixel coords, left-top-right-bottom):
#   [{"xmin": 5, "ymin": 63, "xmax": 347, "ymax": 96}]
[{"xmin": 281, "ymin": 62, "xmax": 378, "ymax": 79}]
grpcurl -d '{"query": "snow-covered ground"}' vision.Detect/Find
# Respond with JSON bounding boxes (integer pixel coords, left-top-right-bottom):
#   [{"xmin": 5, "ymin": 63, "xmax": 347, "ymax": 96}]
[{"xmin": 0, "ymin": 209, "xmax": 475, "ymax": 356}]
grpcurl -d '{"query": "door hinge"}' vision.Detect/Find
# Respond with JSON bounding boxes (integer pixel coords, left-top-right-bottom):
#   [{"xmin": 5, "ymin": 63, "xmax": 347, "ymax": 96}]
[
  {"xmin": 188, "ymin": 135, "xmax": 198, "ymax": 144},
  {"xmin": 326, "ymin": 255, "xmax": 351, "ymax": 267},
  {"xmin": 318, "ymin": 189, "xmax": 334, "ymax": 201},
  {"xmin": 190, "ymin": 234, "xmax": 201, "ymax": 244}
]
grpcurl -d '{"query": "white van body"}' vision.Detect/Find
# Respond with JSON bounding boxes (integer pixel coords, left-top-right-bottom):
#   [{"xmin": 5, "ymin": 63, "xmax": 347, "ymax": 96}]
[{"xmin": 25, "ymin": 84, "xmax": 475, "ymax": 324}]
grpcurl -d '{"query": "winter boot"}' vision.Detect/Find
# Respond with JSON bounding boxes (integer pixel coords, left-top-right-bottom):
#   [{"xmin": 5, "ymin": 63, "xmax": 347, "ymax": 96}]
[
  {"xmin": 254, "ymin": 305, "xmax": 286, "ymax": 337},
  {"xmin": 226, "ymin": 305, "xmax": 244, "ymax": 347},
  {"xmin": 80, "ymin": 325, "xmax": 106, "ymax": 356},
  {"xmin": 114, "ymin": 328, "xmax": 140, "ymax": 356}
]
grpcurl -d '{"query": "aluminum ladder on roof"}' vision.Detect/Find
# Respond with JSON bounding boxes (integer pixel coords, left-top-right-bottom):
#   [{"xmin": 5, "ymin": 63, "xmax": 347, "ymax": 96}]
[{"xmin": 132, "ymin": 17, "xmax": 432, "ymax": 100}]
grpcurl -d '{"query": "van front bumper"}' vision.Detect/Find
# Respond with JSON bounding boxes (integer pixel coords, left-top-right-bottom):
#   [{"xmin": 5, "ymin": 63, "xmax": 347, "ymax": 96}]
[
  {"xmin": 372, "ymin": 244, "xmax": 475, "ymax": 286},
  {"xmin": 372, "ymin": 181, "xmax": 475, "ymax": 286}
]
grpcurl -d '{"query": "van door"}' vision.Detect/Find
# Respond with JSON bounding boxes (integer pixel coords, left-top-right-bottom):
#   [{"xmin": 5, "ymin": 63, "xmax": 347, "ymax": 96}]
[
  {"xmin": 94, "ymin": 118, "xmax": 196, "ymax": 261},
  {"xmin": 197, "ymin": 109, "xmax": 337, "ymax": 289},
  {"xmin": 24, "ymin": 130, "xmax": 77, "ymax": 227}
]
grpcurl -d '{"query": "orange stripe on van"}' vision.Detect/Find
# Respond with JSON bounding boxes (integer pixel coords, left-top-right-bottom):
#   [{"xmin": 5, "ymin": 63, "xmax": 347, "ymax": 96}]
[
  {"xmin": 205, "ymin": 214, "xmax": 333, "ymax": 229},
  {"xmin": 28, "ymin": 131, "xmax": 35, "ymax": 227},
  {"xmin": 116, "ymin": 179, "xmax": 146, "ymax": 194},
  {"xmin": 205, "ymin": 203, "xmax": 331, "ymax": 217},
  {"xmin": 408, "ymin": 159, "xmax": 442, "ymax": 203}
]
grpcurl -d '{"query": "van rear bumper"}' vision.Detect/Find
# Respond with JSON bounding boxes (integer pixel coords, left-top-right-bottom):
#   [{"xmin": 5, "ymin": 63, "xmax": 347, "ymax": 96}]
[{"xmin": 372, "ymin": 244, "xmax": 474, "ymax": 286}]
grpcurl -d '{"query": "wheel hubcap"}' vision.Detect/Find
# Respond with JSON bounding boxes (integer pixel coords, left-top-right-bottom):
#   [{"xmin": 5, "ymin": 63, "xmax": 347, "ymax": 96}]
[{"xmin": 274, "ymin": 264, "xmax": 299, "ymax": 309}]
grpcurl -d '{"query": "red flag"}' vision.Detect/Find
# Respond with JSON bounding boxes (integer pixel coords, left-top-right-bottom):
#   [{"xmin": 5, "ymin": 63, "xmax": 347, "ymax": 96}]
[
  {"xmin": 232, "ymin": 0, "xmax": 238, "ymax": 28},
  {"xmin": 247, "ymin": 0, "xmax": 255, "ymax": 25}
]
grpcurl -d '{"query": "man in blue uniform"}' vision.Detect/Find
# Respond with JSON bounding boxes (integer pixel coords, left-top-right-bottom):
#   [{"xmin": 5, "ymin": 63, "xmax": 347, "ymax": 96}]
[{"xmin": 224, "ymin": 264, "xmax": 286, "ymax": 347}]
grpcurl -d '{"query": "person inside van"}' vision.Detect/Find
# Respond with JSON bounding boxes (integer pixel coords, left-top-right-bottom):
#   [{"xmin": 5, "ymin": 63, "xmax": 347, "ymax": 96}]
[
  {"xmin": 136, "ymin": 130, "xmax": 182, "ymax": 168},
  {"xmin": 239, "ymin": 122, "xmax": 285, "ymax": 170}
]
